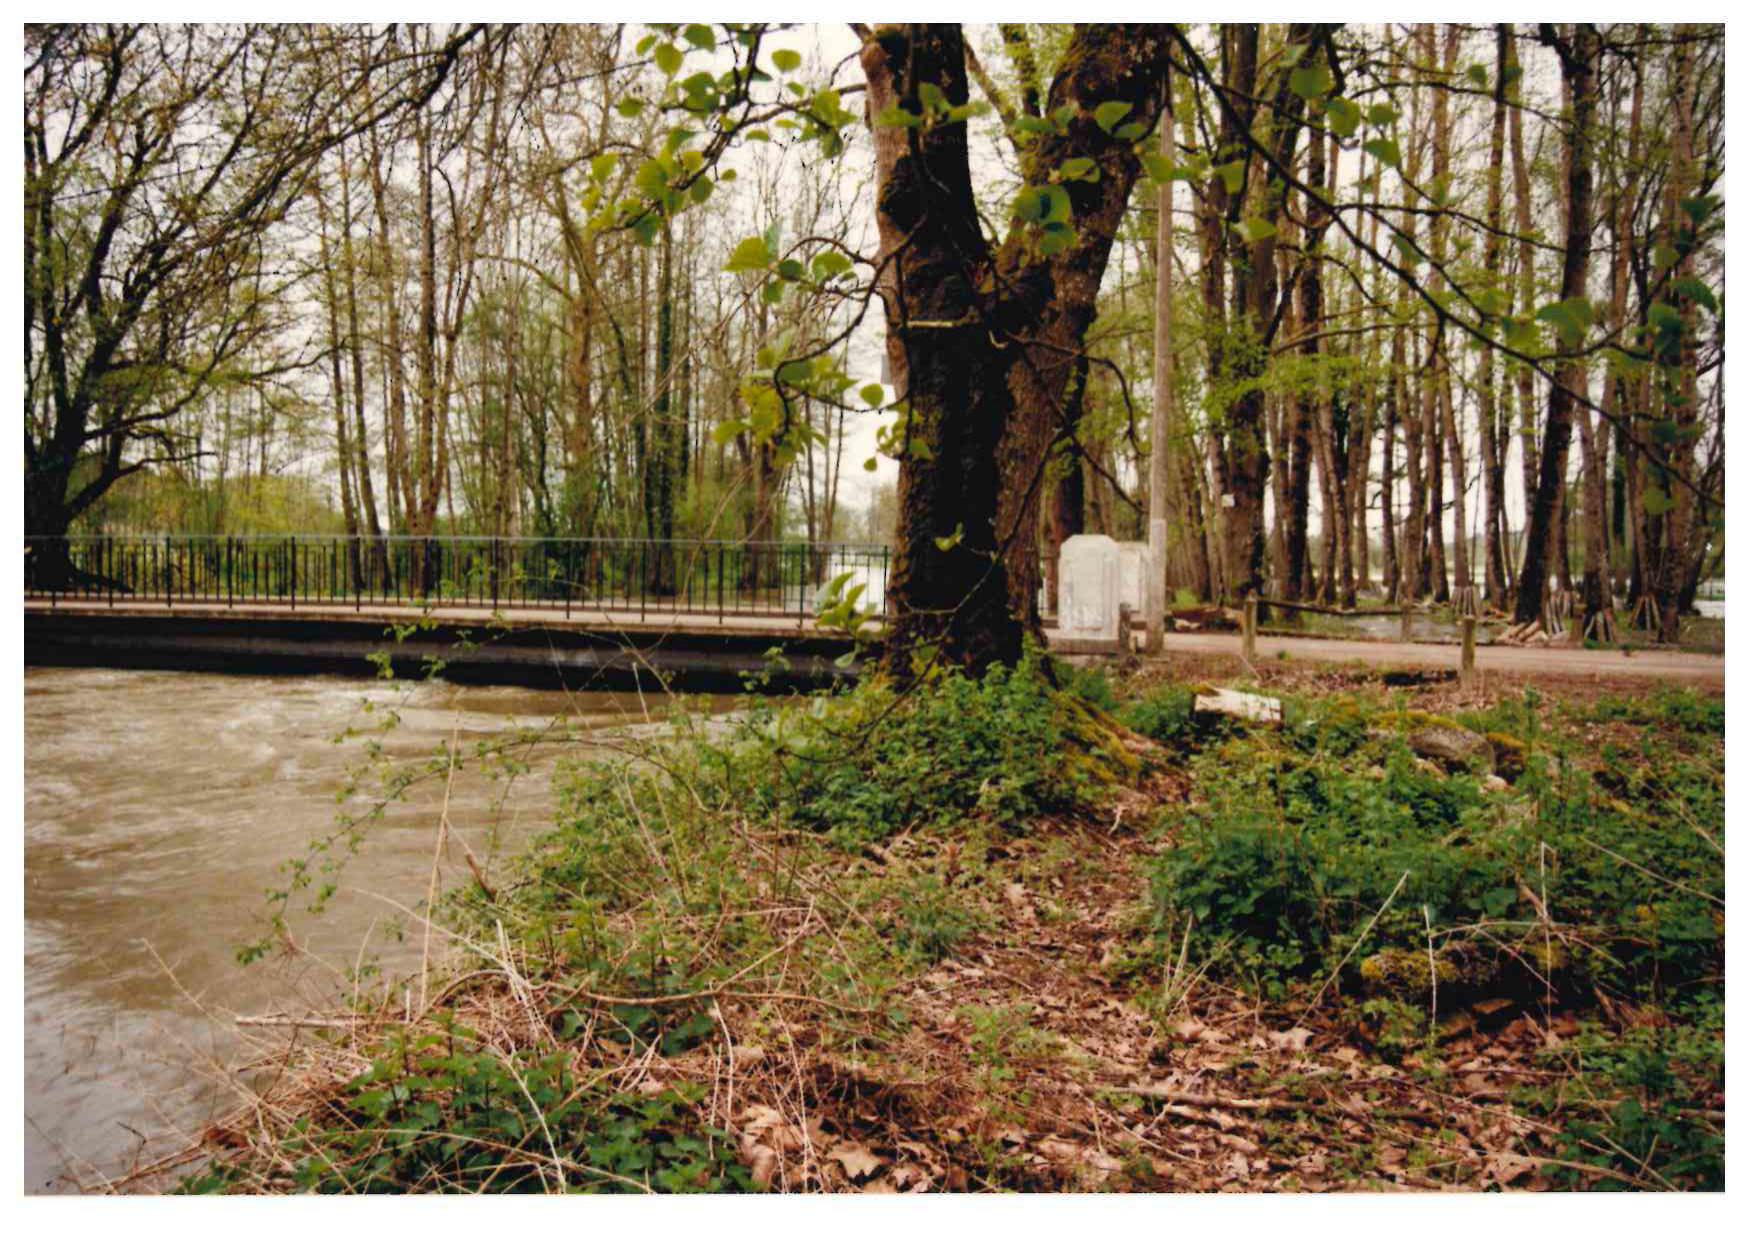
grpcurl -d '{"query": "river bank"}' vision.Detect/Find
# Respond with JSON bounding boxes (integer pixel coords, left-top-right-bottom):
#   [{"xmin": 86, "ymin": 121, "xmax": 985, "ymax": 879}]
[{"xmin": 160, "ymin": 655, "xmax": 1723, "ymax": 1193}]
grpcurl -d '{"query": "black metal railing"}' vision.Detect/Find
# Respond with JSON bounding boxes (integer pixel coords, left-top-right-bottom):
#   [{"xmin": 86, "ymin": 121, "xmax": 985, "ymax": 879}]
[{"xmin": 23, "ymin": 534, "xmax": 892, "ymax": 622}]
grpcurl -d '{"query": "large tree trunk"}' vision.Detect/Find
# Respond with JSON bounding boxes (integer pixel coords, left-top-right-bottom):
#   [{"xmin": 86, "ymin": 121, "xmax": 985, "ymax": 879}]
[
  {"xmin": 864, "ymin": 23, "xmax": 1169, "ymax": 674},
  {"xmin": 1656, "ymin": 26, "xmax": 1701, "ymax": 643},
  {"xmin": 992, "ymin": 25, "xmax": 1171, "ymax": 631},
  {"xmin": 1205, "ymin": 23, "xmax": 1316, "ymax": 604},
  {"xmin": 862, "ymin": 24, "xmax": 1023, "ymax": 674},
  {"xmin": 1514, "ymin": 25, "xmax": 1599, "ymax": 626}
]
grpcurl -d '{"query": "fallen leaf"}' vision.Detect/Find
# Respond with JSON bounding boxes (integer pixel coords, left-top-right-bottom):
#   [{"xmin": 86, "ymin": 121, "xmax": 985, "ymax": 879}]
[
  {"xmin": 1268, "ymin": 1026, "xmax": 1313, "ymax": 1052},
  {"xmin": 1485, "ymin": 1152, "xmax": 1537, "ymax": 1186},
  {"xmin": 829, "ymin": 1141, "xmax": 885, "ymax": 1182}
]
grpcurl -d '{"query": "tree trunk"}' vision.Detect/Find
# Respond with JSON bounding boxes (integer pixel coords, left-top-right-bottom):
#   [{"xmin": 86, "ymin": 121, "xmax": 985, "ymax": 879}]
[
  {"xmin": 1514, "ymin": 25, "xmax": 1599, "ymax": 626},
  {"xmin": 862, "ymin": 24, "xmax": 1022, "ymax": 674}
]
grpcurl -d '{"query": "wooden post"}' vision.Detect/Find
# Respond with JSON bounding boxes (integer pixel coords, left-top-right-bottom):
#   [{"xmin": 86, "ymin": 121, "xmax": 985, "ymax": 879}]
[
  {"xmin": 1460, "ymin": 616, "xmax": 1477, "ymax": 687},
  {"xmin": 1242, "ymin": 593, "xmax": 1258, "ymax": 663},
  {"xmin": 1399, "ymin": 604, "xmax": 1413, "ymax": 643}
]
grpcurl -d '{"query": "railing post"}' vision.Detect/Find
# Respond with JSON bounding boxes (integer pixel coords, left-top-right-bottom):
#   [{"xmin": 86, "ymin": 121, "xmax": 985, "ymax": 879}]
[
  {"xmin": 1241, "ymin": 592, "xmax": 1258, "ymax": 663},
  {"xmin": 492, "ymin": 536, "xmax": 499, "ymax": 611},
  {"xmin": 164, "ymin": 535, "xmax": 172, "ymax": 609},
  {"xmin": 1460, "ymin": 616, "xmax": 1477, "ymax": 688},
  {"xmin": 289, "ymin": 536, "xmax": 297, "ymax": 610},
  {"xmin": 1399, "ymin": 603, "xmax": 1413, "ymax": 644}
]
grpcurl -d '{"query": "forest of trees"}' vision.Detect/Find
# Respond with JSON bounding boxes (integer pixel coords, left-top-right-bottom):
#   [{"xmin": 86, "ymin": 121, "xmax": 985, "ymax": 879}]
[{"xmin": 24, "ymin": 23, "xmax": 1725, "ymax": 666}]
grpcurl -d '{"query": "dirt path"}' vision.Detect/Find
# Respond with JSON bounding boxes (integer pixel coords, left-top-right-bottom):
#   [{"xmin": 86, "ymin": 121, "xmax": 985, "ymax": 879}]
[{"xmin": 1154, "ymin": 630, "xmax": 1723, "ymax": 687}]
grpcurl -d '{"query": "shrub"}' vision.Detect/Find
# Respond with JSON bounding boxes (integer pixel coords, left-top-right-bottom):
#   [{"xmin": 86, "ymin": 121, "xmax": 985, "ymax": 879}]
[
  {"xmin": 1118, "ymin": 684, "xmax": 1197, "ymax": 746},
  {"xmin": 756, "ymin": 653, "xmax": 1113, "ymax": 844},
  {"xmin": 1147, "ymin": 687, "xmax": 1724, "ymax": 1005},
  {"xmin": 187, "ymin": 1033, "xmax": 752, "ymax": 1193}
]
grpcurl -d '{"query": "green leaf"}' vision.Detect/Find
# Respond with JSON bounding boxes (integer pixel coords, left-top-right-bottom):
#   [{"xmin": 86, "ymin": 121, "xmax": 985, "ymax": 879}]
[
  {"xmin": 862, "ymin": 457, "xmax": 879, "ymax": 472},
  {"xmin": 1141, "ymin": 153, "xmax": 1174, "ymax": 185},
  {"xmin": 1059, "ymin": 156, "xmax": 1099, "ymax": 182},
  {"xmin": 683, "ymin": 24, "xmax": 715, "ymax": 50},
  {"xmin": 1503, "ymin": 315, "xmax": 1538, "ymax": 353},
  {"xmin": 589, "ymin": 152, "xmax": 619, "ymax": 183},
  {"xmin": 1679, "ymin": 194, "xmax": 1721, "ymax": 227},
  {"xmin": 875, "ymin": 103, "xmax": 923, "ymax": 129},
  {"xmin": 1014, "ymin": 183, "xmax": 1071, "ymax": 225},
  {"xmin": 688, "ymin": 177, "xmax": 714, "ymax": 205},
  {"xmin": 1673, "ymin": 276, "xmax": 1718, "ymax": 316},
  {"xmin": 1289, "ymin": 63, "xmax": 1333, "ymax": 101},
  {"xmin": 1366, "ymin": 102, "xmax": 1399, "ymax": 127},
  {"xmin": 1481, "ymin": 886, "xmax": 1516, "ymax": 918},
  {"xmin": 1363, "ymin": 137, "xmax": 1401, "ymax": 169},
  {"xmin": 1093, "ymin": 100, "xmax": 1133, "ymax": 133},
  {"xmin": 917, "ymin": 82, "xmax": 947, "ymax": 113},
  {"xmin": 1535, "ymin": 296, "xmax": 1594, "ymax": 349},
  {"xmin": 1642, "ymin": 483, "xmax": 1675, "ymax": 518},
  {"xmin": 634, "ymin": 159, "xmax": 671, "ymax": 200},
  {"xmin": 1215, "ymin": 160, "xmax": 1245, "ymax": 194},
  {"xmin": 653, "ymin": 42, "xmax": 683, "ymax": 77},
  {"xmin": 811, "ymin": 251, "xmax": 853, "ymax": 280},
  {"xmin": 1235, "ymin": 216, "xmax": 1277, "ymax": 244},
  {"xmin": 859, "ymin": 383, "xmax": 886, "ymax": 407},
  {"xmin": 1325, "ymin": 96, "xmax": 1361, "ymax": 138},
  {"xmin": 1036, "ymin": 220, "xmax": 1077, "ymax": 256},
  {"xmin": 1466, "ymin": 63, "xmax": 1489, "ymax": 89},
  {"xmin": 771, "ymin": 48, "xmax": 801, "ymax": 73},
  {"xmin": 615, "ymin": 96, "xmax": 645, "ymax": 119},
  {"xmin": 724, "ymin": 236, "xmax": 772, "ymax": 273},
  {"xmin": 776, "ymin": 258, "xmax": 805, "ymax": 282},
  {"xmin": 933, "ymin": 523, "xmax": 965, "ymax": 552}
]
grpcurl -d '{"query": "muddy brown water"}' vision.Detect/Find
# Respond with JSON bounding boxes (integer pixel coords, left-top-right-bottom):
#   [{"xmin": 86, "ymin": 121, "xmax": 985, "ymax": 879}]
[{"xmin": 24, "ymin": 666, "xmax": 705, "ymax": 1193}]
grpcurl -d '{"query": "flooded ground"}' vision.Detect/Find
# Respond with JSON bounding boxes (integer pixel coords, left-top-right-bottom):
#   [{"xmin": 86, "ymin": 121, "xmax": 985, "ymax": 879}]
[{"xmin": 23, "ymin": 666, "xmax": 694, "ymax": 1193}]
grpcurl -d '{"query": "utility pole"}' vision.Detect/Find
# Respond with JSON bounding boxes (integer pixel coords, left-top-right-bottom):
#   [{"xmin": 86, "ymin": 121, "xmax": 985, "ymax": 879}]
[{"xmin": 1146, "ymin": 65, "xmax": 1174, "ymax": 654}]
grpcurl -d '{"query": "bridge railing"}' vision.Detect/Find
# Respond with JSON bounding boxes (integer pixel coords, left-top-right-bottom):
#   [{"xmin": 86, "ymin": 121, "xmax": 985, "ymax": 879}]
[{"xmin": 24, "ymin": 534, "xmax": 893, "ymax": 622}]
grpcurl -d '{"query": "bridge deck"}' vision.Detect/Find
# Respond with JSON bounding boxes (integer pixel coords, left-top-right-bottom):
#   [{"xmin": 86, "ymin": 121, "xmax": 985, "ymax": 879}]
[
  {"xmin": 24, "ymin": 598, "xmax": 1722, "ymax": 687},
  {"xmin": 24, "ymin": 596, "xmax": 836, "ymax": 639}
]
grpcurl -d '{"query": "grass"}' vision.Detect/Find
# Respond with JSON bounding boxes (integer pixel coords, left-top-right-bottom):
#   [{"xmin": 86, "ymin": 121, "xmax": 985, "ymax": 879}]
[{"xmin": 170, "ymin": 656, "xmax": 1723, "ymax": 1193}]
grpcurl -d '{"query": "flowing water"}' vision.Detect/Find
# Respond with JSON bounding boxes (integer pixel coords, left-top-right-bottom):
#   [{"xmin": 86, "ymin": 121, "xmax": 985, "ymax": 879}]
[{"xmin": 23, "ymin": 666, "xmax": 691, "ymax": 1193}]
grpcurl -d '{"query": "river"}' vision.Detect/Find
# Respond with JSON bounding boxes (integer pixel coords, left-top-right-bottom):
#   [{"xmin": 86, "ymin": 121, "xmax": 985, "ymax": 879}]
[{"xmin": 23, "ymin": 666, "xmax": 687, "ymax": 1193}]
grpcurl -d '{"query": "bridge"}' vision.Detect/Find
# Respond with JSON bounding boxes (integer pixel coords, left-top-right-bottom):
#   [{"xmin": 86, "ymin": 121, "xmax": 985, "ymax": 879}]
[
  {"xmin": 25, "ymin": 533, "xmax": 1721, "ymax": 691},
  {"xmin": 25, "ymin": 534, "xmax": 893, "ymax": 690}
]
